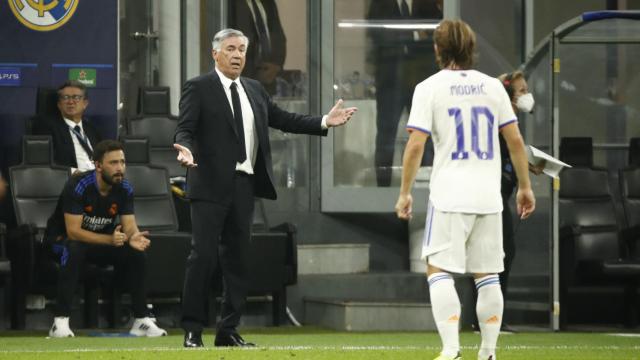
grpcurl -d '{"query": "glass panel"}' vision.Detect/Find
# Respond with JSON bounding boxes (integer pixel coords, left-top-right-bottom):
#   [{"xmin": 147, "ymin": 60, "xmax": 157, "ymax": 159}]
[
  {"xmin": 228, "ymin": 0, "xmax": 310, "ymax": 193},
  {"xmin": 119, "ymin": 0, "xmax": 158, "ymax": 120},
  {"xmin": 460, "ymin": 0, "xmax": 522, "ymax": 75},
  {"xmin": 517, "ymin": 46, "xmax": 554, "ymax": 329},
  {"xmin": 532, "ymin": 0, "xmax": 606, "ymax": 46},
  {"xmin": 523, "ymin": 47, "xmax": 553, "ymax": 148},
  {"xmin": 333, "ymin": 0, "xmax": 442, "ymax": 188},
  {"xmin": 558, "ymin": 43, "xmax": 640, "ymax": 170},
  {"xmin": 562, "ymin": 18, "xmax": 640, "ymax": 42}
]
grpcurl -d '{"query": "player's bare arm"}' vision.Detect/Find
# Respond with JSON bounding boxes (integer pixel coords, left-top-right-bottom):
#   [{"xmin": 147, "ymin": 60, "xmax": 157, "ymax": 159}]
[
  {"xmin": 500, "ymin": 123, "xmax": 535, "ymax": 219},
  {"xmin": 396, "ymin": 130, "xmax": 429, "ymax": 220}
]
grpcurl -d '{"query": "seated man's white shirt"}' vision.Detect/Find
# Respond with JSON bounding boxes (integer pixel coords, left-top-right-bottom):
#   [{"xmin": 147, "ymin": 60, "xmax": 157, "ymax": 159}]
[{"xmin": 63, "ymin": 118, "xmax": 94, "ymax": 172}]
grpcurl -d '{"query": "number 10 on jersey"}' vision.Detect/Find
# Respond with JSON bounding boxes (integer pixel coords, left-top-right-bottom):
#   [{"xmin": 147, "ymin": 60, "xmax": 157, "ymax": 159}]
[{"xmin": 449, "ymin": 106, "xmax": 495, "ymax": 161}]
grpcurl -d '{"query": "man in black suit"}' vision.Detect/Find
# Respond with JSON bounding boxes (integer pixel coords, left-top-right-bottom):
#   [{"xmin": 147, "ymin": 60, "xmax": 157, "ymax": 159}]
[
  {"xmin": 228, "ymin": 0, "xmax": 286, "ymax": 94},
  {"xmin": 367, "ymin": 0, "xmax": 442, "ymax": 186},
  {"xmin": 174, "ymin": 28, "xmax": 356, "ymax": 348},
  {"xmin": 32, "ymin": 80, "xmax": 103, "ymax": 173}
]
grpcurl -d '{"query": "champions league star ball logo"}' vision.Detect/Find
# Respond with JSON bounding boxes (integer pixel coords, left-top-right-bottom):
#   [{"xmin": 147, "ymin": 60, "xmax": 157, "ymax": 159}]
[{"xmin": 8, "ymin": 0, "xmax": 79, "ymax": 32}]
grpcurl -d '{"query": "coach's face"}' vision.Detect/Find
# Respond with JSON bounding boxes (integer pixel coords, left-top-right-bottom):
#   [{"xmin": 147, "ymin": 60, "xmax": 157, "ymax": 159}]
[
  {"xmin": 212, "ymin": 36, "xmax": 247, "ymax": 80},
  {"xmin": 97, "ymin": 150, "xmax": 126, "ymax": 186}
]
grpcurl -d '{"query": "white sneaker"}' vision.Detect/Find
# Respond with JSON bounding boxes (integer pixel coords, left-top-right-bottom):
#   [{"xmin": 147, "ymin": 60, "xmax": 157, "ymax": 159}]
[
  {"xmin": 129, "ymin": 317, "xmax": 167, "ymax": 337},
  {"xmin": 434, "ymin": 352, "xmax": 462, "ymax": 360},
  {"xmin": 49, "ymin": 317, "xmax": 75, "ymax": 338}
]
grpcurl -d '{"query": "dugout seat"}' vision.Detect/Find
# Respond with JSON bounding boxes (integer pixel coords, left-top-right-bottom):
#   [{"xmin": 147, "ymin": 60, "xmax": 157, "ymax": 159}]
[
  {"xmin": 617, "ymin": 159, "xmax": 640, "ymax": 327},
  {"xmin": 560, "ymin": 137, "xmax": 593, "ymax": 167},
  {"xmin": 120, "ymin": 137, "xmax": 191, "ymax": 299},
  {"xmin": 629, "ymin": 137, "xmax": 640, "ymax": 168},
  {"xmin": 126, "ymin": 87, "xmax": 184, "ymax": 180},
  {"xmin": 8, "ymin": 136, "xmax": 111, "ymax": 329},
  {"xmin": 559, "ymin": 167, "xmax": 640, "ymax": 328},
  {"xmin": 26, "ymin": 87, "xmax": 59, "ymax": 135},
  {"xmin": 0, "ymin": 223, "xmax": 11, "ymax": 327}
]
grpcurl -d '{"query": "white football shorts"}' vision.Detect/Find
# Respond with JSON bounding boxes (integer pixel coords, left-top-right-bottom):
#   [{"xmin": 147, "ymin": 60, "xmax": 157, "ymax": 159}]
[{"xmin": 421, "ymin": 203, "xmax": 504, "ymax": 274}]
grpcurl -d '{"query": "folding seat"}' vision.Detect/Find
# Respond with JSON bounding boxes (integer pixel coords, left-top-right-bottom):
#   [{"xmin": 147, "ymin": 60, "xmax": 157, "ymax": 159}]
[
  {"xmin": 559, "ymin": 167, "xmax": 640, "ymax": 328},
  {"xmin": 560, "ymin": 137, "xmax": 593, "ymax": 167},
  {"xmin": 9, "ymin": 136, "xmax": 109, "ymax": 329},
  {"xmin": 0, "ymin": 223, "xmax": 11, "ymax": 328},
  {"xmin": 126, "ymin": 87, "xmax": 185, "ymax": 180}
]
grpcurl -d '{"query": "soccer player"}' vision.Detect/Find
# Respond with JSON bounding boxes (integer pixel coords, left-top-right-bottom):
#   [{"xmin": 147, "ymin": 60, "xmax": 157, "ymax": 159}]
[
  {"xmin": 395, "ymin": 19, "xmax": 535, "ymax": 360},
  {"xmin": 45, "ymin": 140, "xmax": 166, "ymax": 338}
]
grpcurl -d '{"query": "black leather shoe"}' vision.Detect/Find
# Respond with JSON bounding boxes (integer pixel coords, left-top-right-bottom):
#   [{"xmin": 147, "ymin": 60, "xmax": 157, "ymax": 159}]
[
  {"xmin": 214, "ymin": 332, "xmax": 255, "ymax": 347},
  {"xmin": 183, "ymin": 331, "xmax": 204, "ymax": 348}
]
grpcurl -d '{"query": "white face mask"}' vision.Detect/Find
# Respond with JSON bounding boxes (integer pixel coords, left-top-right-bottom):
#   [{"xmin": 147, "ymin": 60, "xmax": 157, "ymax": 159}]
[{"xmin": 516, "ymin": 93, "xmax": 535, "ymax": 113}]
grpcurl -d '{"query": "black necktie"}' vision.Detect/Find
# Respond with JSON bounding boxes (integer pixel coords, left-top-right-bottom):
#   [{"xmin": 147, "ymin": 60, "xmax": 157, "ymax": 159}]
[
  {"xmin": 72, "ymin": 125, "xmax": 93, "ymax": 159},
  {"xmin": 250, "ymin": 0, "xmax": 271, "ymax": 59},
  {"xmin": 230, "ymin": 82, "xmax": 247, "ymax": 163},
  {"xmin": 400, "ymin": 0, "xmax": 410, "ymax": 18}
]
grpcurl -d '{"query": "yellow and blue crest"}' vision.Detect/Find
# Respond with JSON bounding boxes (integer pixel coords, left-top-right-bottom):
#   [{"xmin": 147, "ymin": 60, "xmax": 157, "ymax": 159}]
[{"xmin": 8, "ymin": 0, "xmax": 79, "ymax": 32}]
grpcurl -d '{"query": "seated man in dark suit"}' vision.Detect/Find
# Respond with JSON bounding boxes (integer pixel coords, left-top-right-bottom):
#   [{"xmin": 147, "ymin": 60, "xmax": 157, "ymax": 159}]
[{"xmin": 33, "ymin": 80, "xmax": 103, "ymax": 174}]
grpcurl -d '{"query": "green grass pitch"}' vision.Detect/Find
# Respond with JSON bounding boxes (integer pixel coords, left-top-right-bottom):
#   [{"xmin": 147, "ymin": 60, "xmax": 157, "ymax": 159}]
[{"xmin": 0, "ymin": 327, "xmax": 638, "ymax": 359}]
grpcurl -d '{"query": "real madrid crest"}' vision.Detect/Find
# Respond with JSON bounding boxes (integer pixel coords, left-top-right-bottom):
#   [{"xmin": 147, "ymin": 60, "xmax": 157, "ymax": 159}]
[{"xmin": 8, "ymin": 0, "xmax": 79, "ymax": 32}]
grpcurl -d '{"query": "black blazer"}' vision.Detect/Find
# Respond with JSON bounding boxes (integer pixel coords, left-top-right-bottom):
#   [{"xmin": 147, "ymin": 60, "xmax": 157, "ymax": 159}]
[
  {"xmin": 367, "ymin": 0, "xmax": 442, "ymax": 80},
  {"xmin": 32, "ymin": 115, "xmax": 102, "ymax": 168},
  {"xmin": 228, "ymin": 0, "xmax": 287, "ymax": 79},
  {"xmin": 174, "ymin": 71, "xmax": 326, "ymax": 203}
]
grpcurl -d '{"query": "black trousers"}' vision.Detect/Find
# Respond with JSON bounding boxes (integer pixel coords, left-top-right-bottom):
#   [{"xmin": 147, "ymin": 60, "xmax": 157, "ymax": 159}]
[
  {"xmin": 374, "ymin": 67, "xmax": 413, "ymax": 187},
  {"xmin": 500, "ymin": 195, "xmax": 516, "ymax": 298},
  {"xmin": 56, "ymin": 240, "xmax": 148, "ymax": 318},
  {"xmin": 181, "ymin": 172, "xmax": 254, "ymax": 334}
]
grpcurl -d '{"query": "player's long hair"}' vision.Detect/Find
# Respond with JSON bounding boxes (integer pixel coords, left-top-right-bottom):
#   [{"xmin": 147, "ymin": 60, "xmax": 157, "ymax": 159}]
[{"xmin": 434, "ymin": 19, "xmax": 476, "ymax": 70}]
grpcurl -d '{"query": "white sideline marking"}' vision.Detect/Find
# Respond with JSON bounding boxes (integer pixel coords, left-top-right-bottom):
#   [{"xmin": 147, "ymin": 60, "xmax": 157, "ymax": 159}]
[
  {"xmin": 609, "ymin": 333, "xmax": 640, "ymax": 337},
  {"xmin": 0, "ymin": 344, "xmax": 639, "ymax": 354}
]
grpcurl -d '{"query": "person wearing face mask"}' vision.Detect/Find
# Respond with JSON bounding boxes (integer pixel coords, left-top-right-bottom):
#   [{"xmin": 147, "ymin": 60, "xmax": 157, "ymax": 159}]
[{"xmin": 489, "ymin": 70, "xmax": 540, "ymax": 333}]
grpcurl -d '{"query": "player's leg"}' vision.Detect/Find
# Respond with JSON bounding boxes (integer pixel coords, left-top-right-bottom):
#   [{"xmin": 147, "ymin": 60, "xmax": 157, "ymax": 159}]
[
  {"xmin": 423, "ymin": 208, "xmax": 471, "ymax": 360},
  {"xmin": 467, "ymin": 212, "xmax": 505, "ymax": 360},
  {"xmin": 428, "ymin": 265, "xmax": 462, "ymax": 360},
  {"xmin": 50, "ymin": 240, "xmax": 89, "ymax": 337}
]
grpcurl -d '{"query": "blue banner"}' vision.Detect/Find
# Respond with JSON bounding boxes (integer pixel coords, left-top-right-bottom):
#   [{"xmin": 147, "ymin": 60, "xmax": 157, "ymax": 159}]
[
  {"xmin": 0, "ymin": 0, "xmax": 117, "ymax": 174},
  {"xmin": 0, "ymin": 68, "xmax": 21, "ymax": 87}
]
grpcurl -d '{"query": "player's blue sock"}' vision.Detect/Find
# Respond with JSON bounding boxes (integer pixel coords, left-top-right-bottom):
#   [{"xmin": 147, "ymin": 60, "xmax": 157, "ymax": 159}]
[
  {"xmin": 428, "ymin": 272, "xmax": 460, "ymax": 358},
  {"xmin": 475, "ymin": 274, "xmax": 502, "ymax": 360}
]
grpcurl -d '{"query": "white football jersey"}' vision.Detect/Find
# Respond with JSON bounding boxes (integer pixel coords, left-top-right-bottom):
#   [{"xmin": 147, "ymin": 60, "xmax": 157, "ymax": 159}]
[{"xmin": 407, "ymin": 69, "xmax": 517, "ymax": 213}]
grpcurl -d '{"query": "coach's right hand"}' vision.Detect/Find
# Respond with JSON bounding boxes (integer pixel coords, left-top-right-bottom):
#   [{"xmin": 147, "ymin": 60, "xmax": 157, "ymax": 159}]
[
  {"xmin": 111, "ymin": 225, "xmax": 127, "ymax": 247},
  {"xmin": 174, "ymin": 143, "xmax": 198, "ymax": 168}
]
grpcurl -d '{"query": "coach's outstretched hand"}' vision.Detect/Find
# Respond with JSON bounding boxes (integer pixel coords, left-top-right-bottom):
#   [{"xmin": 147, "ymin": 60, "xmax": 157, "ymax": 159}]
[
  {"xmin": 174, "ymin": 143, "xmax": 198, "ymax": 168},
  {"xmin": 326, "ymin": 99, "xmax": 358, "ymax": 127}
]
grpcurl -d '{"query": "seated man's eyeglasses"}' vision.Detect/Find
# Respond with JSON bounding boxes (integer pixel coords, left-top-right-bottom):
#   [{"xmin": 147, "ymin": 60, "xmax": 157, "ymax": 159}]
[{"xmin": 60, "ymin": 95, "xmax": 85, "ymax": 101}]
